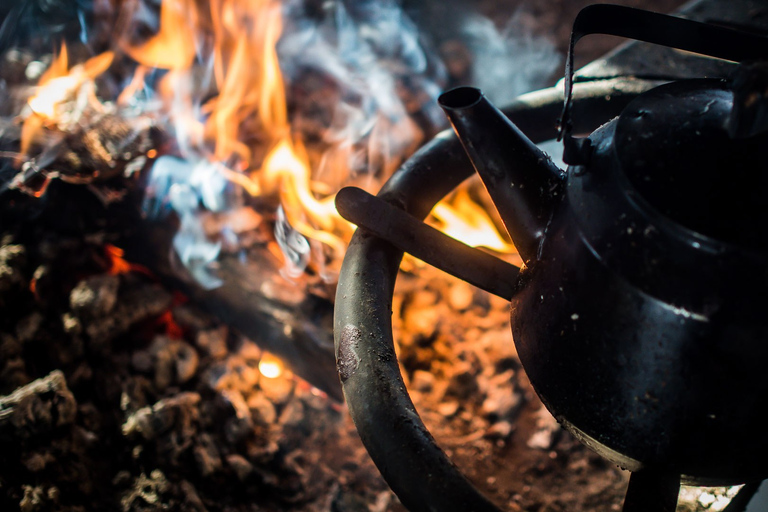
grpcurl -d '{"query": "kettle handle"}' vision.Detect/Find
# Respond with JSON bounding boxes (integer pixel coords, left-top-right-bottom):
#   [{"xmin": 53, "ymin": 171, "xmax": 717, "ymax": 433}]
[{"xmin": 559, "ymin": 4, "xmax": 768, "ymax": 164}]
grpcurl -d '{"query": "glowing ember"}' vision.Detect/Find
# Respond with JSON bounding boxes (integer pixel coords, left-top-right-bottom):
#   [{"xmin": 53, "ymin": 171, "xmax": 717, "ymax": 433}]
[
  {"xmin": 258, "ymin": 353, "xmax": 284, "ymax": 379},
  {"xmin": 104, "ymin": 244, "xmax": 152, "ymax": 276}
]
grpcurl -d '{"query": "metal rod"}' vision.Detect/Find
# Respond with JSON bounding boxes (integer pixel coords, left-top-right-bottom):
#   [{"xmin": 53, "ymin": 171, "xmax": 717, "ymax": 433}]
[{"xmin": 335, "ymin": 186, "xmax": 520, "ymax": 300}]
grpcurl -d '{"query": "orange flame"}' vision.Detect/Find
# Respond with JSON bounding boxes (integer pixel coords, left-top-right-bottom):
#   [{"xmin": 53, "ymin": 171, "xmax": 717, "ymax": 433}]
[
  {"xmin": 20, "ymin": 43, "xmax": 114, "ymax": 159},
  {"xmin": 205, "ymin": 0, "xmax": 288, "ymax": 161},
  {"xmin": 430, "ymin": 186, "xmax": 515, "ymax": 254},
  {"xmin": 123, "ymin": 0, "xmax": 198, "ymax": 70}
]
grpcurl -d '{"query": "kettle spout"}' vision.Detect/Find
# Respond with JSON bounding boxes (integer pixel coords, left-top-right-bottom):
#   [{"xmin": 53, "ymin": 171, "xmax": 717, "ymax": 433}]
[{"xmin": 439, "ymin": 87, "xmax": 563, "ymax": 263}]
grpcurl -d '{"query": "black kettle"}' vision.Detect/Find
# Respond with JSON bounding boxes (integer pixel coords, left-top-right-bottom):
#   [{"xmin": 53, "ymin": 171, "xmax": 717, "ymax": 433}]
[
  {"xmin": 436, "ymin": 6, "xmax": 768, "ymax": 484},
  {"xmin": 334, "ymin": 4, "xmax": 768, "ymax": 511}
]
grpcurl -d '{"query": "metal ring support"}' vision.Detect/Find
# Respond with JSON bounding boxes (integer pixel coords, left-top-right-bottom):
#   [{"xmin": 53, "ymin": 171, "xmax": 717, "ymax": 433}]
[{"xmin": 333, "ymin": 78, "xmax": 659, "ymax": 512}]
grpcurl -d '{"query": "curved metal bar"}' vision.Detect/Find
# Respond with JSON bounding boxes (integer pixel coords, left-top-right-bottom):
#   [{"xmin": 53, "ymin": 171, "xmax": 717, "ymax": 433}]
[{"xmin": 333, "ymin": 77, "xmax": 659, "ymax": 512}]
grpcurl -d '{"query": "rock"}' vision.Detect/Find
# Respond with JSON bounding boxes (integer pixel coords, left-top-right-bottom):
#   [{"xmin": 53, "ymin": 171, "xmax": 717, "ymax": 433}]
[
  {"xmin": 178, "ymin": 480, "xmax": 208, "ymax": 512},
  {"xmin": 481, "ymin": 371, "xmax": 522, "ymax": 421},
  {"xmin": 445, "ymin": 360, "xmax": 478, "ymax": 400},
  {"xmin": 0, "ymin": 333, "xmax": 22, "ymax": 360},
  {"xmin": 278, "ymin": 398, "xmax": 305, "ymax": 428},
  {"xmin": 171, "ymin": 303, "xmax": 214, "ymax": 334},
  {"xmin": 19, "ymin": 485, "xmax": 59, "ymax": 512},
  {"xmin": 130, "ymin": 350, "xmax": 153, "ymax": 373},
  {"xmin": 145, "ymin": 336, "xmax": 200, "ymax": 389},
  {"xmin": 260, "ymin": 371, "xmax": 295, "ymax": 406},
  {"xmin": 526, "ymin": 407, "xmax": 562, "ymax": 450},
  {"xmin": 331, "ymin": 487, "xmax": 370, "ymax": 512},
  {"xmin": 15, "ymin": 312, "xmax": 44, "ymax": 343},
  {"xmin": 149, "ymin": 336, "xmax": 176, "ymax": 391},
  {"xmin": 437, "ymin": 400, "xmax": 460, "ymax": 417},
  {"xmin": 402, "ymin": 303, "xmax": 442, "ymax": 342},
  {"xmin": 82, "ymin": 282, "xmax": 172, "ymax": 348},
  {"xmin": 21, "ymin": 452, "xmax": 54, "ymax": 472},
  {"xmin": 220, "ymin": 389, "xmax": 254, "ymax": 445}
]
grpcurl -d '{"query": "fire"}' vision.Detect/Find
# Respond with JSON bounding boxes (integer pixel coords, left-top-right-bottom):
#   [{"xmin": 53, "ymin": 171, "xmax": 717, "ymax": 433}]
[
  {"xmin": 431, "ymin": 186, "xmax": 515, "ymax": 254},
  {"xmin": 122, "ymin": 0, "xmax": 198, "ymax": 70},
  {"xmin": 257, "ymin": 138, "xmax": 350, "ymax": 256},
  {"xmin": 20, "ymin": 43, "xmax": 114, "ymax": 158},
  {"xmin": 17, "ymin": 0, "xmax": 515, "ymax": 284},
  {"xmin": 258, "ymin": 353, "xmax": 284, "ymax": 379}
]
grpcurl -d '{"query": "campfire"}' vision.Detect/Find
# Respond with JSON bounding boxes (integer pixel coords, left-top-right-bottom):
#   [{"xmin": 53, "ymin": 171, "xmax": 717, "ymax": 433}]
[{"xmin": 0, "ymin": 0, "xmax": 750, "ymax": 510}]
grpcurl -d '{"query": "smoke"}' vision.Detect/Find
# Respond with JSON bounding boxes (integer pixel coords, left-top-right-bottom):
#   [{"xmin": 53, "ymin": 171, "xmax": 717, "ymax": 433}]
[
  {"xmin": 143, "ymin": 156, "xmax": 227, "ymax": 289},
  {"xmin": 461, "ymin": 10, "xmax": 561, "ymax": 106},
  {"xmin": 278, "ymin": 0, "xmax": 447, "ymax": 178}
]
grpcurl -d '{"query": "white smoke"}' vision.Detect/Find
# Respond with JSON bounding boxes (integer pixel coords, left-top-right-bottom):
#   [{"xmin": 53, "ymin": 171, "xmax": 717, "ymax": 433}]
[
  {"xmin": 462, "ymin": 10, "xmax": 561, "ymax": 106},
  {"xmin": 278, "ymin": 0, "xmax": 447, "ymax": 178}
]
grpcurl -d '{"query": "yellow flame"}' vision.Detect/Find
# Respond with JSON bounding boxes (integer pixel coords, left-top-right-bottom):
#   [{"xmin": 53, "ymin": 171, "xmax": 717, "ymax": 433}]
[
  {"xmin": 258, "ymin": 353, "xmax": 283, "ymax": 379},
  {"xmin": 20, "ymin": 43, "xmax": 114, "ymax": 159},
  {"xmin": 430, "ymin": 186, "xmax": 515, "ymax": 253},
  {"xmin": 257, "ymin": 138, "xmax": 350, "ymax": 255}
]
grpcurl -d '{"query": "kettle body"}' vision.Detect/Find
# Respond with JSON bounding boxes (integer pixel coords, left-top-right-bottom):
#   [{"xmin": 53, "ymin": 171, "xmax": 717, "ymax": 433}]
[{"xmin": 505, "ymin": 79, "xmax": 768, "ymax": 484}]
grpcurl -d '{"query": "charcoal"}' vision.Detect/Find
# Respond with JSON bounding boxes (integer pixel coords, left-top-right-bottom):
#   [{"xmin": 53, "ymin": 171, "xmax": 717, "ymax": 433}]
[
  {"xmin": 225, "ymin": 453, "xmax": 254, "ymax": 481},
  {"xmin": 122, "ymin": 392, "xmax": 201, "ymax": 442},
  {"xmin": 195, "ymin": 325, "xmax": 229, "ymax": 360},
  {"xmin": 19, "ymin": 484, "xmax": 60, "ymax": 512},
  {"xmin": 0, "ymin": 370, "xmax": 76, "ymax": 439},
  {"xmin": 78, "ymin": 280, "xmax": 172, "ymax": 349},
  {"xmin": 69, "ymin": 273, "xmax": 120, "ymax": 318},
  {"xmin": 15, "ymin": 311, "xmax": 43, "ymax": 343},
  {"xmin": 193, "ymin": 432, "xmax": 223, "ymax": 477},
  {"xmin": 0, "ymin": 244, "xmax": 26, "ymax": 297},
  {"xmin": 119, "ymin": 470, "xmax": 171, "ymax": 512}
]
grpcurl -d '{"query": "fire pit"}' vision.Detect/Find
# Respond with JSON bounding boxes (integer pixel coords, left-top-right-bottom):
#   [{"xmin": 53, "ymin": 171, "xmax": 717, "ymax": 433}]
[{"xmin": 2, "ymin": 0, "xmax": 761, "ymax": 511}]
